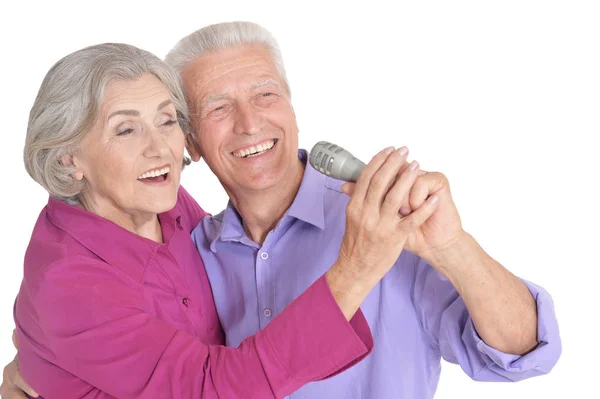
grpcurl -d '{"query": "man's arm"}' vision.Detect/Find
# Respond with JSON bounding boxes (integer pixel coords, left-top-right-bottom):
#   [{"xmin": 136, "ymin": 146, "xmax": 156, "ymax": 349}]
[
  {"xmin": 423, "ymin": 232, "xmax": 539, "ymax": 355},
  {"xmin": 395, "ymin": 167, "xmax": 561, "ymax": 379},
  {"xmin": 412, "ymin": 251, "xmax": 561, "ymax": 381}
]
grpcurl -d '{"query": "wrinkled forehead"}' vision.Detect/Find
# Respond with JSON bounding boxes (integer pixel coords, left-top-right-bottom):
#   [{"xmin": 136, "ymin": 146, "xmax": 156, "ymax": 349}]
[{"xmin": 181, "ymin": 46, "xmax": 286, "ymax": 105}]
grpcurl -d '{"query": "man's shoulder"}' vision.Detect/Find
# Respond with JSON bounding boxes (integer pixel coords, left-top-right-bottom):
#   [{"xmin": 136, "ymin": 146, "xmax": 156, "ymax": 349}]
[{"xmin": 190, "ymin": 208, "xmax": 226, "ymax": 247}]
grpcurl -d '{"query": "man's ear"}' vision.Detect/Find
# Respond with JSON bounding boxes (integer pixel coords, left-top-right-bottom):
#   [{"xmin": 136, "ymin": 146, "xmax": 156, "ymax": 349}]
[
  {"xmin": 185, "ymin": 134, "xmax": 202, "ymax": 163},
  {"xmin": 59, "ymin": 154, "xmax": 84, "ymax": 181}
]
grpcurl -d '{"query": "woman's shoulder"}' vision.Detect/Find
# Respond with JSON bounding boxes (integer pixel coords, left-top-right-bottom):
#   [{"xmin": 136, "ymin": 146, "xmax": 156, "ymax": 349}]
[{"xmin": 23, "ymin": 204, "xmax": 133, "ymax": 291}]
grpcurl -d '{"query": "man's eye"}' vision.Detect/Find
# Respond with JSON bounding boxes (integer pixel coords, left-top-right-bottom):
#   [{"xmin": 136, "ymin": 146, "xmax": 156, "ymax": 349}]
[
  {"xmin": 214, "ymin": 105, "xmax": 225, "ymax": 111},
  {"xmin": 262, "ymin": 93, "xmax": 273, "ymax": 97},
  {"xmin": 163, "ymin": 120, "xmax": 178, "ymax": 126}
]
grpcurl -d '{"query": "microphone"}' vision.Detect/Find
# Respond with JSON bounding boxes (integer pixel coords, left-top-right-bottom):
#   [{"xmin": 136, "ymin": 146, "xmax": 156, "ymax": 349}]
[{"xmin": 309, "ymin": 141, "xmax": 366, "ymax": 182}]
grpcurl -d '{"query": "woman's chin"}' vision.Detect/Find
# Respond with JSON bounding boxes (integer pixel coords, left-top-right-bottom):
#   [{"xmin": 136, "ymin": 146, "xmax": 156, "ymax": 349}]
[{"xmin": 147, "ymin": 194, "xmax": 178, "ymax": 214}]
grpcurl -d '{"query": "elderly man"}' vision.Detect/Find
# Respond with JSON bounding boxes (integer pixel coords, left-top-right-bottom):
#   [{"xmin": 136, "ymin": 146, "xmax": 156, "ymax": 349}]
[{"xmin": 2, "ymin": 21, "xmax": 561, "ymax": 399}]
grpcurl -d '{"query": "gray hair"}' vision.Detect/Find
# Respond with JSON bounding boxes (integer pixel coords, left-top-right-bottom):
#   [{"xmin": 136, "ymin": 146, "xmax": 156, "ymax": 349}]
[
  {"xmin": 24, "ymin": 43, "xmax": 191, "ymax": 204},
  {"xmin": 165, "ymin": 21, "xmax": 290, "ymax": 93}
]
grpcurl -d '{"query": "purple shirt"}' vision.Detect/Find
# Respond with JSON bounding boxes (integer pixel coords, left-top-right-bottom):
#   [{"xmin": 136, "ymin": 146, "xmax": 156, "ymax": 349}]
[
  {"xmin": 192, "ymin": 150, "xmax": 562, "ymax": 399},
  {"xmin": 14, "ymin": 186, "xmax": 374, "ymax": 398}
]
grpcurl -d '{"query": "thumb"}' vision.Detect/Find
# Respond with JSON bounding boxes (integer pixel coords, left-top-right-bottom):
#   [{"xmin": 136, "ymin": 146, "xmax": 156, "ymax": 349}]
[
  {"xmin": 12, "ymin": 329, "xmax": 18, "ymax": 350},
  {"xmin": 341, "ymin": 182, "xmax": 356, "ymax": 196}
]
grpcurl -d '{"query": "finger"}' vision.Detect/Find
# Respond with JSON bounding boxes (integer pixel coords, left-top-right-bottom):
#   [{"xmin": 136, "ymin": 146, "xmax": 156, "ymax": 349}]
[
  {"xmin": 398, "ymin": 194, "xmax": 439, "ymax": 233},
  {"xmin": 12, "ymin": 329, "xmax": 17, "ymax": 350},
  {"xmin": 408, "ymin": 177, "xmax": 432, "ymax": 211},
  {"xmin": 396, "ymin": 165, "xmax": 426, "ymax": 216},
  {"xmin": 380, "ymin": 160, "xmax": 420, "ymax": 218},
  {"xmin": 399, "ymin": 206, "xmax": 412, "ymax": 216},
  {"xmin": 340, "ymin": 182, "xmax": 356, "ymax": 196},
  {"xmin": 14, "ymin": 369, "xmax": 39, "ymax": 398},
  {"xmin": 409, "ymin": 172, "xmax": 446, "ymax": 211},
  {"xmin": 350, "ymin": 146, "xmax": 396, "ymax": 204},
  {"xmin": 363, "ymin": 147, "xmax": 409, "ymax": 208}
]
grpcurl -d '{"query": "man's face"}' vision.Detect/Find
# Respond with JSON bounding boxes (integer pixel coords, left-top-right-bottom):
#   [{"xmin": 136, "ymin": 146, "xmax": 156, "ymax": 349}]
[{"xmin": 182, "ymin": 45, "xmax": 300, "ymax": 195}]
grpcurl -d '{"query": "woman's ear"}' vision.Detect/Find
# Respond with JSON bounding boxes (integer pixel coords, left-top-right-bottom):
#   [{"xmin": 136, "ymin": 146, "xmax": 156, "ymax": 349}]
[
  {"xmin": 59, "ymin": 154, "xmax": 84, "ymax": 181},
  {"xmin": 185, "ymin": 134, "xmax": 202, "ymax": 162}
]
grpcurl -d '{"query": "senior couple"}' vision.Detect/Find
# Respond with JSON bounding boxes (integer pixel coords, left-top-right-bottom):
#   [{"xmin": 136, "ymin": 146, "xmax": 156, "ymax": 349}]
[{"xmin": 0, "ymin": 21, "xmax": 560, "ymax": 399}]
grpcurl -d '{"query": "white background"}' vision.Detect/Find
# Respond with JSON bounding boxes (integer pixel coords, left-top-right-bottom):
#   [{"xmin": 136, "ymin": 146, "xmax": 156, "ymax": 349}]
[{"xmin": 0, "ymin": 1, "xmax": 598, "ymax": 397}]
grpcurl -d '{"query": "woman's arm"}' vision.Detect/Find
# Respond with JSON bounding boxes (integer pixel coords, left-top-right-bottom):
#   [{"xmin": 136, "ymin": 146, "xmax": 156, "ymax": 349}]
[{"xmin": 16, "ymin": 256, "xmax": 372, "ymax": 399}]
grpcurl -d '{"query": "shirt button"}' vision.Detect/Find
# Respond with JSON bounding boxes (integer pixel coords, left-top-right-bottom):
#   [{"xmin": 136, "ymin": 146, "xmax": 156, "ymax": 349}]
[
  {"xmin": 260, "ymin": 252, "xmax": 269, "ymax": 260},
  {"xmin": 263, "ymin": 308, "xmax": 272, "ymax": 317},
  {"xmin": 182, "ymin": 297, "xmax": 190, "ymax": 307}
]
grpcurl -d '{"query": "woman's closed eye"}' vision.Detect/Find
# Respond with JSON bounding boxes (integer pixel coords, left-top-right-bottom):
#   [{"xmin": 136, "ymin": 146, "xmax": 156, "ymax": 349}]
[{"xmin": 117, "ymin": 127, "xmax": 134, "ymax": 136}]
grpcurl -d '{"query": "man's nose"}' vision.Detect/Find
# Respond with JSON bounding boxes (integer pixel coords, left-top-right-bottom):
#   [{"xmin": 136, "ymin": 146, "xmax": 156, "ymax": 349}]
[{"xmin": 233, "ymin": 102, "xmax": 264, "ymax": 135}]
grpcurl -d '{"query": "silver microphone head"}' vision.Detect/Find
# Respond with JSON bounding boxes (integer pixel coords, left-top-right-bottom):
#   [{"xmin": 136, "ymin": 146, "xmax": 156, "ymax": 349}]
[{"xmin": 309, "ymin": 141, "xmax": 367, "ymax": 182}]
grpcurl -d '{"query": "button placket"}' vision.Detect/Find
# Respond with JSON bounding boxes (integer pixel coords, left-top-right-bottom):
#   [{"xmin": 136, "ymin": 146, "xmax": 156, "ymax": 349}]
[{"xmin": 256, "ymin": 246, "xmax": 274, "ymax": 328}]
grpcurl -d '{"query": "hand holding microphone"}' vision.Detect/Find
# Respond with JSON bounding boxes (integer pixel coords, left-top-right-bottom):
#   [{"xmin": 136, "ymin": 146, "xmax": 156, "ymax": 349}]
[
  {"xmin": 309, "ymin": 141, "xmax": 421, "ymax": 215},
  {"xmin": 323, "ymin": 144, "xmax": 440, "ymax": 319},
  {"xmin": 310, "ymin": 140, "xmax": 465, "ymax": 265}
]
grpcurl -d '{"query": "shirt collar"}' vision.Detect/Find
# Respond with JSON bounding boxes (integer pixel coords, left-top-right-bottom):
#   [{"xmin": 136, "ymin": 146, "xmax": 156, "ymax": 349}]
[
  {"xmin": 46, "ymin": 195, "xmax": 183, "ymax": 282},
  {"xmin": 210, "ymin": 149, "xmax": 326, "ymax": 251},
  {"xmin": 285, "ymin": 149, "xmax": 326, "ymax": 230}
]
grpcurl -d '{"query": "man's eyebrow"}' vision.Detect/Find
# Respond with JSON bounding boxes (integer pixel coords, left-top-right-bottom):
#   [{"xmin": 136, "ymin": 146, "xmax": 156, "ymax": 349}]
[
  {"xmin": 203, "ymin": 93, "xmax": 228, "ymax": 105},
  {"xmin": 250, "ymin": 79, "xmax": 281, "ymax": 89},
  {"xmin": 196, "ymin": 79, "xmax": 282, "ymax": 110}
]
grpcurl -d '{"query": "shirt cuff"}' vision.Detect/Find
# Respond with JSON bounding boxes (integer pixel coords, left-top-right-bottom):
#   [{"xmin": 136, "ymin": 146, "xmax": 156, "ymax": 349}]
[
  {"xmin": 256, "ymin": 273, "xmax": 373, "ymax": 391},
  {"xmin": 466, "ymin": 279, "xmax": 562, "ymax": 375}
]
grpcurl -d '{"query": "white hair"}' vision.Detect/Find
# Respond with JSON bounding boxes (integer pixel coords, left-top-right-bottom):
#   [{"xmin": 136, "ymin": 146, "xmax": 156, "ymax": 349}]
[
  {"xmin": 24, "ymin": 43, "xmax": 191, "ymax": 204},
  {"xmin": 165, "ymin": 21, "xmax": 290, "ymax": 92}
]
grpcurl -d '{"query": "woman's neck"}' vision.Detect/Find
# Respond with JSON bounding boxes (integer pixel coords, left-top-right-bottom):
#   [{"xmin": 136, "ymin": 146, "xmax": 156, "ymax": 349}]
[{"xmin": 78, "ymin": 195, "xmax": 163, "ymax": 243}]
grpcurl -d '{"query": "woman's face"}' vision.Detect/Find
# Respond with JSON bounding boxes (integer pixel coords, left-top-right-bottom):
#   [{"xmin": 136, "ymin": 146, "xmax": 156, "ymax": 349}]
[{"xmin": 72, "ymin": 74, "xmax": 185, "ymax": 220}]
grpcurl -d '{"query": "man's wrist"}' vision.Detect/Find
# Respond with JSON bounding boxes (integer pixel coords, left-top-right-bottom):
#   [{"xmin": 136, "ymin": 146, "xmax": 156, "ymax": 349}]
[{"xmin": 422, "ymin": 232, "xmax": 487, "ymax": 288}]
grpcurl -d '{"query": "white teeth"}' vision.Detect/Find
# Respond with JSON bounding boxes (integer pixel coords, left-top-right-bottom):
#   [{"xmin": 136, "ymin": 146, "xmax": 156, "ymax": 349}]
[
  {"xmin": 137, "ymin": 166, "xmax": 170, "ymax": 180},
  {"xmin": 233, "ymin": 140, "xmax": 276, "ymax": 158}
]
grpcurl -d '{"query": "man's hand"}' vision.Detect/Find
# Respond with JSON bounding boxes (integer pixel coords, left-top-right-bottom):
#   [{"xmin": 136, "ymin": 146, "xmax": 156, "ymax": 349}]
[
  {"xmin": 344, "ymin": 147, "xmax": 539, "ymax": 355},
  {"xmin": 328, "ymin": 146, "xmax": 439, "ymax": 320},
  {"xmin": 341, "ymin": 148, "xmax": 465, "ymax": 264},
  {"xmin": 0, "ymin": 330, "xmax": 39, "ymax": 398},
  {"xmin": 396, "ymin": 170, "xmax": 465, "ymax": 263}
]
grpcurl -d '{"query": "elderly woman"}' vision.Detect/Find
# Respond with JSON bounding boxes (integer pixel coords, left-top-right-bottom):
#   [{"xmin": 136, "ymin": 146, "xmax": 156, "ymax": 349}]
[{"xmin": 2, "ymin": 43, "xmax": 435, "ymax": 398}]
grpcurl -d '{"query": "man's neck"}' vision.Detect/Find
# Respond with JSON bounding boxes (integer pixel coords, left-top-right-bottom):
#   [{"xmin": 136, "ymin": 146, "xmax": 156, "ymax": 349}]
[{"xmin": 226, "ymin": 160, "xmax": 305, "ymax": 245}]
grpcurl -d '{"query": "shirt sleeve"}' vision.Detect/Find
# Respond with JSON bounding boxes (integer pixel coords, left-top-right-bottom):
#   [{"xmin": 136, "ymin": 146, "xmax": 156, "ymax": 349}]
[
  {"xmin": 411, "ymin": 255, "xmax": 561, "ymax": 382},
  {"xmin": 25, "ymin": 257, "xmax": 373, "ymax": 399}
]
